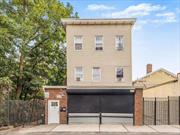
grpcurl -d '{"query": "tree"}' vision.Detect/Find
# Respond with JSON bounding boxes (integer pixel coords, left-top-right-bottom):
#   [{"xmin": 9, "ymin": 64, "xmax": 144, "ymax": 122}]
[
  {"xmin": 0, "ymin": 77, "xmax": 12, "ymax": 101},
  {"xmin": 0, "ymin": 0, "xmax": 77, "ymax": 99}
]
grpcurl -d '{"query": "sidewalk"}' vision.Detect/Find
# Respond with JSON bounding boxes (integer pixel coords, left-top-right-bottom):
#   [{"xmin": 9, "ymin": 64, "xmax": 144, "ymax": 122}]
[{"xmin": 8, "ymin": 124, "xmax": 180, "ymax": 134}]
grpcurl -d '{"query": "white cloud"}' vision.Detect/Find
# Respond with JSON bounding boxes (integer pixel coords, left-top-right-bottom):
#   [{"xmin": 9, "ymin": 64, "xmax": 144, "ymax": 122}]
[
  {"xmin": 133, "ymin": 20, "xmax": 147, "ymax": 30},
  {"xmin": 156, "ymin": 12, "xmax": 177, "ymax": 23},
  {"xmin": 101, "ymin": 3, "xmax": 178, "ymax": 30},
  {"xmin": 103, "ymin": 3, "xmax": 166, "ymax": 18},
  {"xmin": 176, "ymin": 8, "xmax": 180, "ymax": 13},
  {"xmin": 87, "ymin": 4, "xmax": 115, "ymax": 11}
]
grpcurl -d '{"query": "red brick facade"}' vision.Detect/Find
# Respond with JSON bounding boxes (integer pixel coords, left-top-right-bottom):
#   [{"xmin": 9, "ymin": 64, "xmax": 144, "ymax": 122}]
[
  {"xmin": 134, "ymin": 88, "xmax": 143, "ymax": 126},
  {"xmin": 44, "ymin": 86, "xmax": 143, "ymax": 125},
  {"xmin": 44, "ymin": 86, "xmax": 67, "ymax": 124}
]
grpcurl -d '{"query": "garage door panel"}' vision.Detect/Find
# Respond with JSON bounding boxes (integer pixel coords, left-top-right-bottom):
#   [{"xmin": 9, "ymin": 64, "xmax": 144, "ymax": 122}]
[
  {"xmin": 101, "ymin": 95, "xmax": 134, "ymax": 113},
  {"xmin": 68, "ymin": 94, "xmax": 134, "ymax": 113},
  {"xmin": 68, "ymin": 95, "xmax": 100, "ymax": 113}
]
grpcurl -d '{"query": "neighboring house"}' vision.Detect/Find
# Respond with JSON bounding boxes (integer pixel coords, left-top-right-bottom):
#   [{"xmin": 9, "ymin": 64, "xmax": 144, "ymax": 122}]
[
  {"xmin": 62, "ymin": 18, "xmax": 136, "ymax": 124},
  {"xmin": 133, "ymin": 64, "xmax": 180, "ymax": 97}
]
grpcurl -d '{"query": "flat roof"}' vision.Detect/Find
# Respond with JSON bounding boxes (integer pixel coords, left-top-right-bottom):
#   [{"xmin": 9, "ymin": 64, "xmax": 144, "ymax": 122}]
[{"xmin": 62, "ymin": 18, "xmax": 136, "ymax": 25}]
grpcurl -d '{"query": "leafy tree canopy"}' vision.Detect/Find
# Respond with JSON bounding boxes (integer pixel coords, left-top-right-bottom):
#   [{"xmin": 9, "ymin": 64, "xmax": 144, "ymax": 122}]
[{"xmin": 0, "ymin": 0, "xmax": 78, "ymax": 100}]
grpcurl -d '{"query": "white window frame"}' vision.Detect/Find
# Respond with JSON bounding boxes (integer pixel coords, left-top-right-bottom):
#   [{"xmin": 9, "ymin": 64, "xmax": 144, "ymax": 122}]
[
  {"xmin": 115, "ymin": 35, "xmax": 124, "ymax": 50},
  {"xmin": 74, "ymin": 67, "xmax": 83, "ymax": 81},
  {"xmin": 95, "ymin": 35, "xmax": 103, "ymax": 51},
  {"xmin": 92, "ymin": 67, "xmax": 101, "ymax": 81},
  {"xmin": 115, "ymin": 67, "xmax": 124, "ymax": 82},
  {"xmin": 74, "ymin": 35, "xmax": 83, "ymax": 51}
]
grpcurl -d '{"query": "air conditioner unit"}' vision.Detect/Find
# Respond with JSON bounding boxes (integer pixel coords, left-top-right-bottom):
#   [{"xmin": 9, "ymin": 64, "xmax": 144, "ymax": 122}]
[
  {"xmin": 117, "ymin": 77, "xmax": 123, "ymax": 82},
  {"xmin": 96, "ymin": 47, "xmax": 103, "ymax": 50},
  {"xmin": 116, "ymin": 43, "xmax": 123, "ymax": 50},
  {"xmin": 76, "ymin": 77, "xmax": 81, "ymax": 81},
  {"xmin": 75, "ymin": 43, "xmax": 82, "ymax": 50}
]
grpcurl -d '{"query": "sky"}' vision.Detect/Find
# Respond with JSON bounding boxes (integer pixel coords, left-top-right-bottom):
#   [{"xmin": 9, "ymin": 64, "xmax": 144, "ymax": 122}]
[{"xmin": 61, "ymin": 0, "xmax": 180, "ymax": 80}]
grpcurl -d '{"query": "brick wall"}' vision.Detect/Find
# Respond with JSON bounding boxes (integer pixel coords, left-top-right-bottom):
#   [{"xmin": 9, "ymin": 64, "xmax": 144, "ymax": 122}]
[
  {"xmin": 146, "ymin": 64, "xmax": 152, "ymax": 74},
  {"xmin": 44, "ymin": 86, "xmax": 143, "ymax": 125},
  {"xmin": 44, "ymin": 87, "xmax": 67, "ymax": 124},
  {"xmin": 134, "ymin": 88, "xmax": 143, "ymax": 126}
]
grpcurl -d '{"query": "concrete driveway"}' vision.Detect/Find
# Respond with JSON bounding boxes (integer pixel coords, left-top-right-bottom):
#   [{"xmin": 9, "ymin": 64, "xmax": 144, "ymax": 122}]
[{"xmin": 0, "ymin": 124, "xmax": 180, "ymax": 135}]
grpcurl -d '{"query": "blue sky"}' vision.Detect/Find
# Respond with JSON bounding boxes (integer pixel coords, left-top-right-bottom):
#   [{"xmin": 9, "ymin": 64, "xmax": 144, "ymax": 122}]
[{"xmin": 61, "ymin": 0, "xmax": 180, "ymax": 80}]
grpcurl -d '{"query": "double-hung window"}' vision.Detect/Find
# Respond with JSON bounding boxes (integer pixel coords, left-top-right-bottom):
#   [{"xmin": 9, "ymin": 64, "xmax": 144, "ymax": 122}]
[
  {"xmin": 74, "ymin": 35, "xmax": 83, "ymax": 50},
  {"xmin": 92, "ymin": 67, "xmax": 101, "ymax": 81},
  {"xmin": 75, "ymin": 67, "xmax": 83, "ymax": 81},
  {"xmin": 115, "ymin": 35, "xmax": 124, "ymax": 50},
  {"xmin": 116, "ymin": 67, "xmax": 124, "ymax": 81},
  {"xmin": 95, "ymin": 35, "xmax": 103, "ymax": 50}
]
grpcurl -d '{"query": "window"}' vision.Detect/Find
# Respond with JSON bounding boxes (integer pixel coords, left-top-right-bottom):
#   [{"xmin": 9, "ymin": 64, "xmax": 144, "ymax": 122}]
[
  {"xmin": 74, "ymin": 35, "xmax": 83, "ymax": 50},
  {"xmin": 115, "ymin": 36, "xmax": 124, "ymax": 50},
  {"xmin": 116, "ymin": 67, "xmax": 123, "ymax": 81},
  {"xmin": 92, "ymin": 67, "xmax": 101, "ymax": 81},
  {"xmin": 51, "ymin": 102, "xmax": 58, "ymax": 107},
  {"xmin": 75, "ymin": 67, "xmax": 83, "ymax": 81},
  {"xmin": 95, "ymin": 35, "xmax": 103, "ymax": 50}
]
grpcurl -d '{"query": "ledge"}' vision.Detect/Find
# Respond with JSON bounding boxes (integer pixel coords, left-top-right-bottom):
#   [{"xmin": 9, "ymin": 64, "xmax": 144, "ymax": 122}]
[{"xmin": 62, "ymin": 18, "xmax": 136, "ymax": 25}]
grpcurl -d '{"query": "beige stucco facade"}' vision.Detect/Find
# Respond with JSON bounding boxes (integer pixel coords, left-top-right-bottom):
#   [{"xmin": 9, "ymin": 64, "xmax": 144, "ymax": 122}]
[
  {"xmin": 143, "ymin": 80, "xmax": 180, "ymax": 97},
  {"xmin": 63, "ymin": 19, "xmax": 135, "ymax": 88}
]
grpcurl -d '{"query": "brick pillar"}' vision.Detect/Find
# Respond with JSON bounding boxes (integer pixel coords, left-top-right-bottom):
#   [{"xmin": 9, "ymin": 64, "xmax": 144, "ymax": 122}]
[
  {"xmin": 45, "ymin": 99, "xmax": 48, "ymax": 124},
  {"xmin": 134, "ymin": 88, "xmax": 143, "ymax": 126},
  {"xmin": 60, "ymin": 89, "xmax": 67, "ymax": 124}
]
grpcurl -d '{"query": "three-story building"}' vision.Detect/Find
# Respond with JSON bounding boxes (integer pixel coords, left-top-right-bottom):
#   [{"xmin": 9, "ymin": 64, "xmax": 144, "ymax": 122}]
[{"xmin": 62, "ymin": 18, "xmax": 136, "ymax": 124}]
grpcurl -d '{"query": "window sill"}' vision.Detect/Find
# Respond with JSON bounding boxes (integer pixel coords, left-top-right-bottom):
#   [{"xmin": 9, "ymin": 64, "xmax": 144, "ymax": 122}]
[{"xmin": 115, "ymin": 78, "xmax": 125, "ymax": 82}]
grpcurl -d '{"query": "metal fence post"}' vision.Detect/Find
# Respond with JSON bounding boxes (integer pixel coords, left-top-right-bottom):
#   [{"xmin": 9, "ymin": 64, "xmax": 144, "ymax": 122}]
[
  {"xmin": 99, "ymin": 112, "xmax": 102, "ymax": 125},
  {"xmin": 179, "ymin": 96, "xmax": 180, "ymax": 125},
  {"xmin": 154, "ymin": 97, "xmax": 156, "ymax": 125},
  {"xmin": 143, "ymin": 97, "xmax": 144, "ymax": 125},
  {"xmin": 99, "ymin": 95, "xmax": 102, "ymax": 125},
  {"xmin": 168, "ymin": 96, "xmax": 170, "ymax": 125},
  {"xmin": 7, "ymin": 90, "xmax": 10, "ymax": 126},
  {"xmin": 67, "ymin": 113, "xmax": 69, "ymax": 124}
]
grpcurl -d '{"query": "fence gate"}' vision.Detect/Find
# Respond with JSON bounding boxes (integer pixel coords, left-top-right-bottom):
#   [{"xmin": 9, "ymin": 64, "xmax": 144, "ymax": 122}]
[
  {"xmin": 67, "ymin": 89, "xmax": 134, "ymax": 125},
  {"xmin": 143, "ymin": 97, "xmax": 180, "ymax": 125}
]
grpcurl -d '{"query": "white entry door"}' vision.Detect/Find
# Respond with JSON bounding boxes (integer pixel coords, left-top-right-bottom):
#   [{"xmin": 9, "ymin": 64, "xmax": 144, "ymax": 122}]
[{"xmin": 48, "ymin": 100, "xmax": 60, "ymax": 124}]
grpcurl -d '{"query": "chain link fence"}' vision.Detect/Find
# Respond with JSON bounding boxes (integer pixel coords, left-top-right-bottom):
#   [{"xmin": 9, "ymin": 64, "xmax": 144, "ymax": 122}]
[{"xmin": 0, "ymin": 99, "xmax": 45, "ymax": 127}]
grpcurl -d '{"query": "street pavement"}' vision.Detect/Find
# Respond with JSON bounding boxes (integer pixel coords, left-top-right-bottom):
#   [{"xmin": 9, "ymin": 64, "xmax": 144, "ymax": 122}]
[{"xmin": 0, "ymin": 124, "xmax": 180, "ymax": 135}]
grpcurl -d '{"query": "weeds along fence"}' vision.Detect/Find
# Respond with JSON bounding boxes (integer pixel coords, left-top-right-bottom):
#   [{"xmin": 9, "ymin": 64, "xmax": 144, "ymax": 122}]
[
  {"xmin": 0, "ymin": 99, "xmax": 45, "ymax": 127},
  {"xmin": 143, "ymin": 96, "xmax": 180, "ymax": 125}
]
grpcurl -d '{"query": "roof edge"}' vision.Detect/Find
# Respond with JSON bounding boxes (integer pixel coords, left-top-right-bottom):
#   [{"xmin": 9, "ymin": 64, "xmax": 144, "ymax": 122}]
[
  {"xmin": 61, "ymin": 18, "xmax": 136, "ymax": 25},
  {"xmin": 143, "ymin": 79, "xmax": 177, "ymax": 90},
  {"xmin": 134, "ymin": 68, "xmax": 177, "ymax": 82}
]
